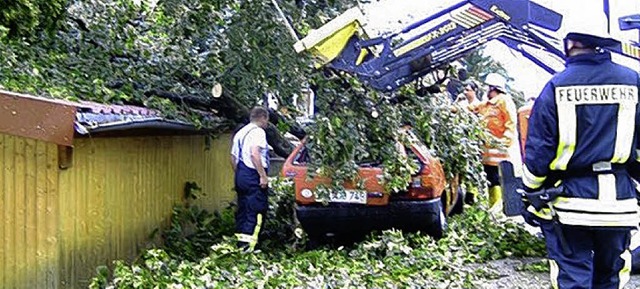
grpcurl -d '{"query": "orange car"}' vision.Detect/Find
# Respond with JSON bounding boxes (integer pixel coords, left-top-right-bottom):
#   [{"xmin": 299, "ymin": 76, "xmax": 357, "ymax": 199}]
[{"xmin": 281, "ymin": 128, "xmax": 462, "ymax": 240}]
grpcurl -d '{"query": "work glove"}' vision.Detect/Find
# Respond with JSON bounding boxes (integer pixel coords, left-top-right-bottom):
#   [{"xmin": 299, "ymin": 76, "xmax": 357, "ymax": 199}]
[
  {"xmin": 519, "ymin": 181, "xmax": 540, "ymax": 227},
  {"xmin": 520, "ymin": 204, "xmax": 541, "ymax": 227}
]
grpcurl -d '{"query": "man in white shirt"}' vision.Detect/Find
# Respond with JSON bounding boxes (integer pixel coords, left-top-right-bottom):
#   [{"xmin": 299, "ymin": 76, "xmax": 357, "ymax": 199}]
[{"xmin": 230, "ymin": 106, "xmax": 270, "ymax": 251}]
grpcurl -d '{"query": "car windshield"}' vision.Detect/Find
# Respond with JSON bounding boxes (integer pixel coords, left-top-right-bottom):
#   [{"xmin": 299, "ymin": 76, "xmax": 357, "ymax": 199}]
[
  {"xmin": 406, "ymin": 146, "xmax": 423, "ymax": 175},
  {"xmin": 295, "ymin": 146, "xmax": 419, "ymax": 169},
  {"xmin": 295, "ymin": 129, "xmax": 427, "ymax": 168},
  {"xmin": 356, "ymin": 159, "xmax": 382, "ymax": 167},
  {"xmin": 293, "ymin": 146, "xmax": 310, "ymax": 165},
  {"xmin": 402, "ymin": 129, "xmax": 430, "ymax": 159},
  {"xmin": 294, "ymin": 146, "xmax": 383, "ymax": 167}
]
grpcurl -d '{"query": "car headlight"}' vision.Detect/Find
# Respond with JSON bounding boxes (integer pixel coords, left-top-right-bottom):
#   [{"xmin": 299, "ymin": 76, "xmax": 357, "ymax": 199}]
[{"xmin": 301, "ymin": 189, "xmax": 314, "ymax": 199}]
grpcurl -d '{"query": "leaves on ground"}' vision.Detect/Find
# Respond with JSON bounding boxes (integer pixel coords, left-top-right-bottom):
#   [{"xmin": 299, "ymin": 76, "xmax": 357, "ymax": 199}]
[{"xmin": 90, "ymin": 181, "xmax": 546, "ymax": 289}]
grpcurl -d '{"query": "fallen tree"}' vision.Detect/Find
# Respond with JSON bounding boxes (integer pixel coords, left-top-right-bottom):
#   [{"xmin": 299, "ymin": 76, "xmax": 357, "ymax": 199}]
[
  {"xmin": 0, "ymin": 0, "xmax": 493, "ymax": 190},
  {"xmin": 143, "ymin": 88, "xmax": 303, "ymax": 156},
  {"xmin": 0, "ymin": 0, "xmax": 347, "ymax": 157}
]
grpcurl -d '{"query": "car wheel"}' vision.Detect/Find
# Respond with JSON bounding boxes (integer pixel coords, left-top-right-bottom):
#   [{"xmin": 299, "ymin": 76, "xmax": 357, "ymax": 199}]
[
  {"xmin": 430, "ymin": 204, "xmax": 447, "ymax": 240},
  {"xmin": 306, "ymin": 235, "xmax": 323, "ymax": 250},
  {"xmin": 305, "ymin": 231, "xmax": 329, "ymax": 249},
  {"xmin": 450, "ymin": 187, "xmax": 465, "ymax": 216}
]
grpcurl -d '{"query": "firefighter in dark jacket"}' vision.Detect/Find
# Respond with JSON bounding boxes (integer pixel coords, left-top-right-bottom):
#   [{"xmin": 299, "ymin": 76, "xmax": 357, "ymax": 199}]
[
  {"xmin": 230, "ymin": 106, "xmax": 270, "ymax": 251},
  {"xmin": 522, "ymin": 13, "xmax": 640, "ymax": 289}
]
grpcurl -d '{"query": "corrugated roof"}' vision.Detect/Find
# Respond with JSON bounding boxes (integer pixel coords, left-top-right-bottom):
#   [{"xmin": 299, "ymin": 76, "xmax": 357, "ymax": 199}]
[
  {"xmin": 76, "ymin": 101, "xmax": 161, "ymax": 116},
  {"xmin": 72, "ymin": 101, "xmax": 195, "ymax": 135},
  {"xmin": 0, "ymin": 90, "xmax": 215, "ymax": 143}
]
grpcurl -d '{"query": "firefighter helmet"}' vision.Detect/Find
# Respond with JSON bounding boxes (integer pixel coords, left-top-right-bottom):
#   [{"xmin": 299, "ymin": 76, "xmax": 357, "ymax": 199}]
[
  {"xmin": 561, "ymin": 9, "xmax": 618, "ymax": 49},
  {"xmin": 484, "ymin": 73, "xmax": 507, "ymax": 93}
]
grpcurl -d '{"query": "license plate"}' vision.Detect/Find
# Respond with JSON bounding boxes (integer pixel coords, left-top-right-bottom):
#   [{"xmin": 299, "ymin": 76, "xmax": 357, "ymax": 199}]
[{"xmin": 329, "ymin": 190, "xmax": 367, "ymax": 204}]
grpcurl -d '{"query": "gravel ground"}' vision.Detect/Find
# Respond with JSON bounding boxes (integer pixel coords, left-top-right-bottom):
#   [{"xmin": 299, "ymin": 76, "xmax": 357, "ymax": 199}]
[
  {"xmin": 471, "ymin": 258, "xmax": 640, "ymax": 288},
  {"xmin": 470, "ymin": 216, "xmax": 640, "ymax": 288}
]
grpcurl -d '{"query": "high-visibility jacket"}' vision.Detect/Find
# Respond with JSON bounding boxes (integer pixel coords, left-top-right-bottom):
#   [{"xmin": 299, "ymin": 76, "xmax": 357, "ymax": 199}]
[
  {"xmin": 517, "ymin": 104, "xmax": 533, "ymax": 157},
  {"xmin": 472, "ymin": 93, "xmax": 522, "ymax": 172},
  {"xmin": 523, "ymin": 52, "xmax": 640, "ymax": 228}
]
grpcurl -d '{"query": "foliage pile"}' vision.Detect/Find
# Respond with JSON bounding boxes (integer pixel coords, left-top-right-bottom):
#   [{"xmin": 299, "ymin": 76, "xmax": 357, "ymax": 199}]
[
  {"xmin": 303, "ymin": 49, "xmax": 529, "ymax": 194},
  {"xmin": 305, "ymin": 75, "xmax": 417, "ymax": 193},
  {"xmin": 162, "ymin": 178, "xmax": 298, "ymax": 261},
  {"xmin": 304, "ymin": 69, "xmax": 492, "ymax": 194},
  {"xmin": 90, "ymin": 179, "xmax": 545, "ymax": 289},
  {"xmin": 395, "ymin": 86, "xmax": 490, "ymax": 191}
]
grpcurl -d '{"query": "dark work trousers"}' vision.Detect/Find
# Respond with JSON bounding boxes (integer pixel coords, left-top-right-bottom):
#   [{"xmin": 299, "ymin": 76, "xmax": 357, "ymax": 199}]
[
  {"xmin": 234, "ymin": 161, "xmax": 268, "ymax": 250},
  {"xmin": 540, "ymin": 222, "xmax": 632, "ymax": 289},
  {"xmin": 483, "ymin": 164, "xmax": 500, "ymax": 187}
]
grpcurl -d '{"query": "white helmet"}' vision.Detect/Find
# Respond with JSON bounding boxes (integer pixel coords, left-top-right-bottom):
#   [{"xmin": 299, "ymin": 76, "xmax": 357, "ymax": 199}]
[
  {"xmin": 560, "ymin": 7, "xmax": 618, "ymax": 49},
  {"xmin": 484, "ymin": 73, "xmax": 507, "ymax": 93}
]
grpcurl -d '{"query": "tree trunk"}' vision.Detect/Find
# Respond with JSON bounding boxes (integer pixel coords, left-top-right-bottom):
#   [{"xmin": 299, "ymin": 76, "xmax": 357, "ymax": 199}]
[{"xmin": 145, "ymin": 89, "xmax": 301, "ymax": 158}]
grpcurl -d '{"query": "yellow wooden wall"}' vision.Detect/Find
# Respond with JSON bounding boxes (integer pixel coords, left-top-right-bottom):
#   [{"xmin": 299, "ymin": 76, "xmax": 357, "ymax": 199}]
[
  {"xmin": 57, "ymin": 134, "xmax": 235, "ymax": 288},
  {"xmin": 0, "ymin": 134, "xmax": 60, "ymax": 289},
  {"xmin": 1, "ymin": 133, "xmax": 235, "ymax": 289}
]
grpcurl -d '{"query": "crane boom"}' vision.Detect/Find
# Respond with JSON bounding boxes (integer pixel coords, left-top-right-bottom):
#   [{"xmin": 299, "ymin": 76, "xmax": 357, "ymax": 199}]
[{"xmin": 295, "ymin": 0, "xmax": 640, "ymax": 92}]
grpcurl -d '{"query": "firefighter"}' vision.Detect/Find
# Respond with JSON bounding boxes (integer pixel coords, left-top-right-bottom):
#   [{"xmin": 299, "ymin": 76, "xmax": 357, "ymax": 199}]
[
  {"xmin": 521, "ymin": 13, "xmax": 639, "ymax": 289},
  {"xmin": 516, "ymin": 96, "xmax": 535, "ymax": 157},
  {"xmin": 230, "ymin": 106, "xmax": 271, "ymax": 251},
  {"xmin": 470, "ymin": 73, "xmax": 521, "ymax": 213}
]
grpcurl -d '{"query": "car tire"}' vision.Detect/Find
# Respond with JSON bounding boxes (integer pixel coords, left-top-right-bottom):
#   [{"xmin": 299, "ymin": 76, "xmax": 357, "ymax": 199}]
[
  {"xmin": 430, "ymin": 204, "xmax": 447, "ymax": 240},
  {"xmin": 306, "ymin": 232, "xmax": 363, "ymax": 249},
  {"xmin": 450, "ymin": 187, "xmax": 465, "ymax": 216},
  {"xmin": 306, "ymin": 234, "xmax": 323, "ymax": 250},
  {"xmin": 441, "ymin": 186, "xmax": 464, "ymax": 216}
]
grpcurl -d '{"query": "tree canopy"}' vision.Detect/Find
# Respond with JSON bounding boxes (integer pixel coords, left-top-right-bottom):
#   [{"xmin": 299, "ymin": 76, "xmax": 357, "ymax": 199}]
[
  {"xmin": 0, "ymin": 0, "xmax": 349, "ymax": 123},
  {"xmin": 1, "ymin": 0, "xmax": 68, "ymax": 38},
  {"xmin": 0, "ymin": 0, "xmax": 514, "ymax": 191},
  {"xmin": 0, "ymin": 0, "xmax": 356, "ymax": 156}
]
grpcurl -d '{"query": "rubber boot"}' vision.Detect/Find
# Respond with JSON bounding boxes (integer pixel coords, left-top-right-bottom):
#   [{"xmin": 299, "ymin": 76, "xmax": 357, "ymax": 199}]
[
  {"xmin": 488, "ymin": 186, "xmax": 503, "ymax": 215},
  {"xmin": 465, "ymin": 187, "xmax": 478, "ymax": 205}
]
